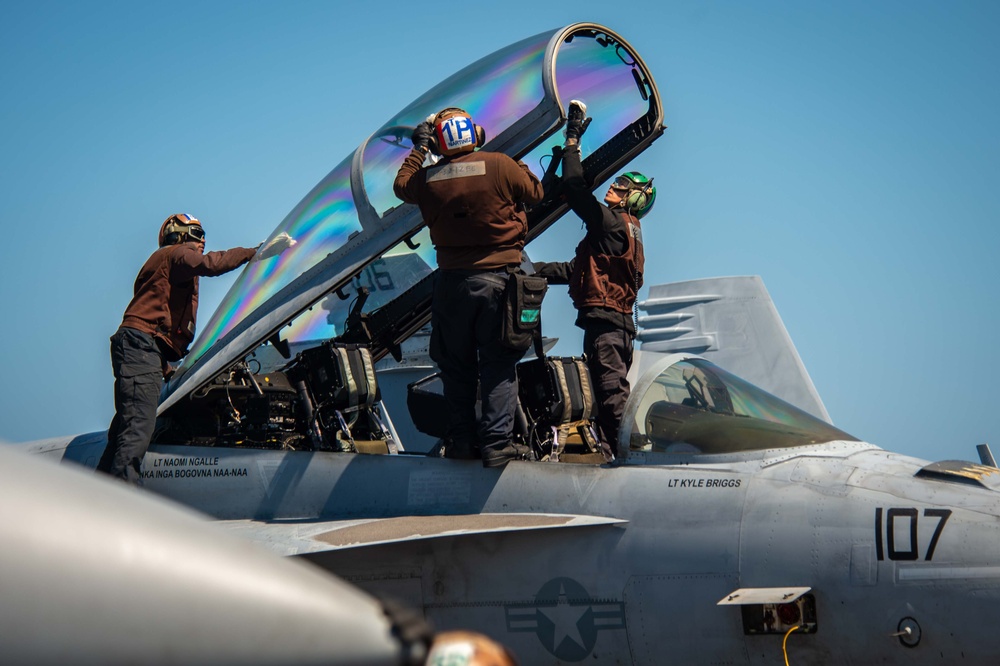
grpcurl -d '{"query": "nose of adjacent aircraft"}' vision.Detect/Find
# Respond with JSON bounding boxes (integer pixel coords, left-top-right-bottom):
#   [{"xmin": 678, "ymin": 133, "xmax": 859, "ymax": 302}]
[{"xmin": 0, "ymin": 446, "xmax": 422, "ymax": 665}]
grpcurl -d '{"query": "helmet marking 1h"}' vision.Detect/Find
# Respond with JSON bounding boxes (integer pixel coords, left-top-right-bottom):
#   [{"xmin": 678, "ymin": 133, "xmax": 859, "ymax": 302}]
[
  {"xmin": 431, "ymin": 107, "xmax": 486, "ymax": 157},
  {"xmin": 613, "ymin": 171, "xmax": 656, "ymax": 218},
  {"xmin": 159, "ymin": 213, "xmax": 205, "ymax": 247}
]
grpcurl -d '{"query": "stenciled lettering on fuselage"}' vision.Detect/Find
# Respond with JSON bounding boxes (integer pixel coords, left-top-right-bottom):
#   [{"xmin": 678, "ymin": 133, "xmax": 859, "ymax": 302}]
[
  {"xmin": 504, "ymin": 577, "xmax": 625, "ymax": 661},
  {"xmin": 666, "ymin": 477, "xmax": 742, "ymax": 489},
  {"xmin": 426, "ymin": 161, "xmax": 487, "ymax": 183},
  {"xmin": 141, "ymin": 455, "xmax": 248, "ymax": 481}
]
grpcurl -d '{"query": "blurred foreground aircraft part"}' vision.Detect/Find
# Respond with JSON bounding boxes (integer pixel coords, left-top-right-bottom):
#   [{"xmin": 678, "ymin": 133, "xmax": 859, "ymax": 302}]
[{"xmin": 0, "ymin": 446, "xmax": 422, "ymax": 665}]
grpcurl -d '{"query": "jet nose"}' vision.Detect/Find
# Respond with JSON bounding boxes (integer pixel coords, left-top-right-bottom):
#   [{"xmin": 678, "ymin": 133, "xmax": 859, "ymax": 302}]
[{"xmin": 868, "ymin": 458, "xmax": 1000, "ymax": 662}]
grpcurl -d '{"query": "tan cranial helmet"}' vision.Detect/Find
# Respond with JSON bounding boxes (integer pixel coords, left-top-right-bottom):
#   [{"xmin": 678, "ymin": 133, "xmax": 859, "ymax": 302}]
[
  {"xmin": 430, "ymin": 107, "xmax": 486, "ymax": 156},
  {"xmin": 159, "ymin": 213, "xmax": 205, "ymax": 247},
  {"xmin": 425, "ymin": 630, "xmax": 518, "ymax": 666}
]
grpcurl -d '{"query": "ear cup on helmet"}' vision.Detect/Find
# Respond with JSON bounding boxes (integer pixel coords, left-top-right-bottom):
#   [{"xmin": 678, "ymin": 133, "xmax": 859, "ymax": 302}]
[
  {"xmin": 625, "ymin": 190, "xmax": 647, "ymax": 213},
  {"xmin": 475, "ymin": 124, "xmax": 486, "ymax": 147},
  {"xmin": 616, "ymin": 172, "xmax": 656, "ymax": 218}
]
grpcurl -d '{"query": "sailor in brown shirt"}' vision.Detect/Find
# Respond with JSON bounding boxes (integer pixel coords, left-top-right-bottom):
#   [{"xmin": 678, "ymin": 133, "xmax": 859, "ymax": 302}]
[
  {"xmin": 97, "ymin": 214, "xmax": 256, "ymax": 484},
  {"xmin": 533, "ymin": 102, "xmax": 656, "ymax": 456},
  {"xmin": 394, "ymin": 108, "xmax": 544, "ymax": 467}
]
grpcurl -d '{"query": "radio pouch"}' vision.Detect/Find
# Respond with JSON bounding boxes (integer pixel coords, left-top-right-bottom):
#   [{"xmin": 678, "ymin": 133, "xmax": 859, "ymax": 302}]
[{"xmin": 501, "ymin": 273, "xmax": 547, "ymax": 351}]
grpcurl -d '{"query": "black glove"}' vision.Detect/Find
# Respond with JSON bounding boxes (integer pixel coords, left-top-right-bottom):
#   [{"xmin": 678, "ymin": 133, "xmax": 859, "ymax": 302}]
[
  {"xmin": 411, "ymin": 121, "xmax": 434, "ymax": 153},
  {"xmin": 565, "ymin": 101, "xmax": 592, "ymax": 141}
]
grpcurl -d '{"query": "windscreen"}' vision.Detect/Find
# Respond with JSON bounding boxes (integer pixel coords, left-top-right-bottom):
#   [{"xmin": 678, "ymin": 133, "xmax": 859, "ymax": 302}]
[
  {"xmin": 627, "ymin": 358, "xmax": 857, "ymax": 455},
  {"xmin": 186, "ymin": 161, "xmax": 359, "ymax": 364}
]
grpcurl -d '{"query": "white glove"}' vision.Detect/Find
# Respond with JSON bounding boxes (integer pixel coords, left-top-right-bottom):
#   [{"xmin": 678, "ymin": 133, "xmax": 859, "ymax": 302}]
[{"xmin": 256, "ymin": 232, "xmax": 297, "ymax": 260}]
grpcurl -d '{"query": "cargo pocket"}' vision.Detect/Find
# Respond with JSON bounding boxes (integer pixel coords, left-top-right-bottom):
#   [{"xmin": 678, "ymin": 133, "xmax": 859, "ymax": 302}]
[
  {"xmin": 115, "ymin": 329, "xmax": 162, "ymax": 378},
  {"xmin": 500, "ymin": 273, "xmax": 548, "ymax": 351}
]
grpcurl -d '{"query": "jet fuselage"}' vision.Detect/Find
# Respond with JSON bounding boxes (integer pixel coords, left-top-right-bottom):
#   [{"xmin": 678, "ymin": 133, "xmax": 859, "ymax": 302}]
[{"xmin": 36, "ymin": 434, "xmax": 1000, "ymax": 665}]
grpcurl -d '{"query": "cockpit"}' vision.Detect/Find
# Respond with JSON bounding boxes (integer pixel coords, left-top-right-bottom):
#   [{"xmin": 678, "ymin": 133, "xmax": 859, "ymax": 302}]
[{"xmin": 621, "ymin": 354, "xmax": 858, "ymax": 457}]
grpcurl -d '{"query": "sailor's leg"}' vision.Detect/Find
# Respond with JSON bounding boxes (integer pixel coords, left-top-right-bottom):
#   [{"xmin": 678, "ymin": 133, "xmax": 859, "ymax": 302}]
[
  {"xmin": 584, "ymin": 325, "xmax": 633, "ymax": 456},
  {"xmin": 430, "ymin": 271, "xmax": 481, "ymax": 454},
  {"xmin": 472, "ymin": 273, "xmax": 524, "ymax": 452},
  {"xmin": 109, "ymin": 373, "xmax": 161, "ymax": 484},
  {"xmin": 100, "ymin": 328, "xmax": 162, "ymax": 484}
]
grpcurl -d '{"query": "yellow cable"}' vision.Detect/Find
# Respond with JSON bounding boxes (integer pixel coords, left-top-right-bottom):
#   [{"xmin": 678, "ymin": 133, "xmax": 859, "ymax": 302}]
[{"xmin": 782, "ymin": 625, "xmax": 801, "ymax": 666}]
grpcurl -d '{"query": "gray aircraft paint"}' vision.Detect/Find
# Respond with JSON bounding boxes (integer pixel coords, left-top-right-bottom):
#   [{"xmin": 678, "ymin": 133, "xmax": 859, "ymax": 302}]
[{"xmin": 22, "ymin": 413, "xmax": 1000, "ymax": 664}]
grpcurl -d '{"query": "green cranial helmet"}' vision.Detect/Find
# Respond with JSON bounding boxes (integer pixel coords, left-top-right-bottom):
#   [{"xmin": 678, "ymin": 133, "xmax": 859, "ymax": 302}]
[{"xmin": 614, "ymin": 171, "xmax": 656, "ymax": 218}]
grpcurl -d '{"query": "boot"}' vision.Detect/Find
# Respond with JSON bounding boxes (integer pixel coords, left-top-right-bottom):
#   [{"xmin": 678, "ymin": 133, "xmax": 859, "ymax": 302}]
[{"xmin": 482, "ymin": 443, "xmax": 530, "ymax": 468}]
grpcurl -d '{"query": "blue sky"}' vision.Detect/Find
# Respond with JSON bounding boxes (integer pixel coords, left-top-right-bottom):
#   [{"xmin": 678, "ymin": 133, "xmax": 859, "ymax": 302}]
[{"xmin": 1, "ymin": 1, "xmax": 997, "ymax": 464}]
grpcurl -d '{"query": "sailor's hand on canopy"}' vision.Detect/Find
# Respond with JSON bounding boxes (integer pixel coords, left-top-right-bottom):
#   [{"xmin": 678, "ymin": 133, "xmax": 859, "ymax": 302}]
[
  {"xmin": 256, "ymin": 232, "xmax": 297, "ymax": 261},
  {"xmin": 565, "ymin": 99, "xmax": 592, "ymax": 142},
  {"xmin": 411, "ymin": 120, "xmax": 435, "ymax": 153}
]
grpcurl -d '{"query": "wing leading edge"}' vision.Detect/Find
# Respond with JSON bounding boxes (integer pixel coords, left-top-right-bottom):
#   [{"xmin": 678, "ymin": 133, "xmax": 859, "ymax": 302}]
[{"xmin": 216, "ymin": 513, "xmax": 628, "ymax": 557}]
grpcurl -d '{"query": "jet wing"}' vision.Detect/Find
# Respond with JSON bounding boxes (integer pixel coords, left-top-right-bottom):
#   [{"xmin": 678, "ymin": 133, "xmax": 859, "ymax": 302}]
[
  {"xmin": 160, "ymin": 22, "xmax": 665, "ymax": 413},
  {"xmin": 216, "ymin": 513, "xmax": 628, "ymax": 557}
]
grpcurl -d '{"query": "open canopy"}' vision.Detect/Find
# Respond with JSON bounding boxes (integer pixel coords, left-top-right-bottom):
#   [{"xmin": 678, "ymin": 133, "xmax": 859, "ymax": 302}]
[{"xmin": 160, "ymin": 23, "xmax": 665, "ymax": 412}]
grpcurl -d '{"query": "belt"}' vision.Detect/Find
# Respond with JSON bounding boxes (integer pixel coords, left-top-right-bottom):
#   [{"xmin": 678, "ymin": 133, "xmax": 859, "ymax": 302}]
[{"xmin": 440, "ymin": 265, "xmax": 518, "ymax": 276}]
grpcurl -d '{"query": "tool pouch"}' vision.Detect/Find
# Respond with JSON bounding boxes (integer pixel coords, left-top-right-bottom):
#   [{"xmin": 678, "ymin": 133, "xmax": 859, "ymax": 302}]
[{"xmin": 500, "ymin": 272, "xmax": 547, "ymax": 351}]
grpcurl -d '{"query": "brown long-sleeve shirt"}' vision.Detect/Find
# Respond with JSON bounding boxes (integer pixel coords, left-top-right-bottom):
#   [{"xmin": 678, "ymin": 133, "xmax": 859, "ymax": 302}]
[
  {"xmin": 120, "ymin": 243, "xmax": 256, "ymax": 360},
  {"xmin": 393, "ymin": 149, "xmax": 544, "ymax": 269},
  {"xmin": 532, "ymin": 146, "xmax": 644, "ymax": 334}
]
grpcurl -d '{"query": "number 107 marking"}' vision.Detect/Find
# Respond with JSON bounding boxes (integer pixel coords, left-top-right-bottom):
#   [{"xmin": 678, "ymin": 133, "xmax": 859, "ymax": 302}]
[{"xmin": 875, "ymin": 507, "xmax": 952, "ymax": 561}]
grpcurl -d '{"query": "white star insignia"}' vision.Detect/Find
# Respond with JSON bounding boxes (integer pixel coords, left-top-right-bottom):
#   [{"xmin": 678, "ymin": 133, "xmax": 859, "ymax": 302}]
[{"xmin": 539, "ymin": 584, "xmax": 588, "ymax": 650}]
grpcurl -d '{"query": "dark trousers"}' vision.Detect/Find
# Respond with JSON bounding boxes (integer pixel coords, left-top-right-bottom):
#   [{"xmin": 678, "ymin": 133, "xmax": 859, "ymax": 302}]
[
  {"xmin": 583, "ymin": 325, "xmax": 634, "ymax": 455},
  {"xmin": 430, "ymin": 270, "xmax": 525, "ymax": 452},
  {"xmin": 97, "ymin": 327, "xmax": 163, "ymax": 485}
]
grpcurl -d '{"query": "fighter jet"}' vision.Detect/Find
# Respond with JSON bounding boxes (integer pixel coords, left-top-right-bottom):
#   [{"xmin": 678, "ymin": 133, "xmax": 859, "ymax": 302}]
[{"xmin": 12, "ymin": 22, "xmax": 1000, "ymax": 665}]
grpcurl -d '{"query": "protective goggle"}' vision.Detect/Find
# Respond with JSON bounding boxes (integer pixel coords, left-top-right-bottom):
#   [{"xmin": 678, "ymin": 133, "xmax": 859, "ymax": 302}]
[
  {"xmin": 165, "ymin": 219, "xmax": 206, "ymax": 242},
  {"xmin": 610, "ymin": 176, "xmax": 635, "ymax": 191}
]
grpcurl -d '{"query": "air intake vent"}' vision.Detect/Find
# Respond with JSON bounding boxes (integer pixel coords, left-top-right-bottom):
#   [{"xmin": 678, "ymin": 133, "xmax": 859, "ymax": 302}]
[{"xmin": 915, "ymin": 460, "xmax": 1000, "ymax": 490}]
